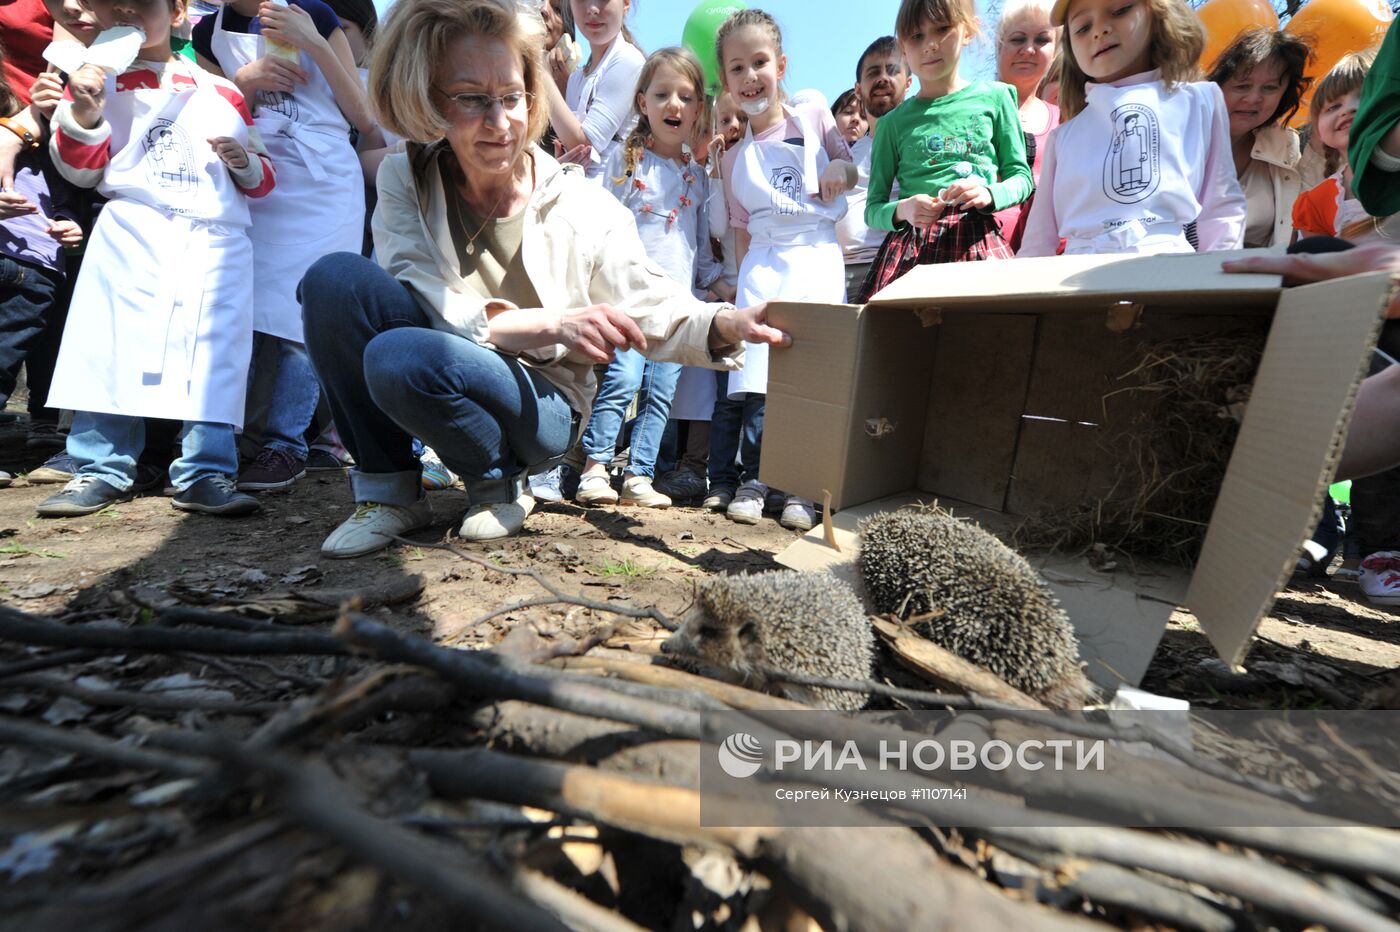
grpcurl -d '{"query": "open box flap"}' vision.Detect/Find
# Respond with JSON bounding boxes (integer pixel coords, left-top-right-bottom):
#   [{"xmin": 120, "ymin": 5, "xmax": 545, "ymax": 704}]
[
  {"xmin": 866, "ymin": 250, "xmax": 1282, "ymax": 312},
  {"xmin": 1188, "ymin": 271, "xmax": 1394, "ymax": 668},
  {"xmin": 777, "ymin": 495, "xmax": 1189, "ymax": 689}
]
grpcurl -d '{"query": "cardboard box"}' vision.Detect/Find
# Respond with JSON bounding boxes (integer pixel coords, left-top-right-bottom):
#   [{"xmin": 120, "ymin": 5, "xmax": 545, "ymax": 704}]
[{"xmin": 762, "ymin": 251, "xmax": 1392, "ymax": 689}]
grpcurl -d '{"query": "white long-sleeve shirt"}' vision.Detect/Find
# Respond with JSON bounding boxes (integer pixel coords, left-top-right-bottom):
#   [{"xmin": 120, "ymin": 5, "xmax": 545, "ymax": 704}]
[
  {"xmin": 1018, "ymin": 70, "xmax": 1245, "ymax": 256},
  {"xmin": 564, "ymin": 39, "xmax": 645, "ymax": 181}
]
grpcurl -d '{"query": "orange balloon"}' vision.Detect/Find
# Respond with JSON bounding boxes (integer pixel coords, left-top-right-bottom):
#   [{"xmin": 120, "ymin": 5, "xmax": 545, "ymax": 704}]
[
  {"xmin": 1286, "ymin": 0, "xmax": 1392, "ymax": 126},
  {"xmin": 1198, "ymin": 0, "xmax": 1281, "ymax": 70}
]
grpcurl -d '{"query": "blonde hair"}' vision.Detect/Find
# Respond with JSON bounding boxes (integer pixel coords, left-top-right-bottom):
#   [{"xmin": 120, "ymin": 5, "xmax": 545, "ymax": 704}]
[
  {"xmin": 896, "ymin": 0, "xmax": 981, "ymax": 39},
  {"xmin": 1311, "ymin": 50, "xmax": 1374, "ymax": 175},
  {"xmin": 367, "ymin": 0, "xmax": 548, "ymax": 146},
  {"xmin": 613, "ymin": 47, "xmax": 707, "ymax": 182},
  {"xmin": 1058, "ymin": 0, "xmax": 1203, "ymax": 119},
  {"xmin": 996, "ymin": 0, "xmax": 1055, "ymax": 43},
  {"xmin": 715, "ymin": 8, "xmax": 784, "ymax": 88}
]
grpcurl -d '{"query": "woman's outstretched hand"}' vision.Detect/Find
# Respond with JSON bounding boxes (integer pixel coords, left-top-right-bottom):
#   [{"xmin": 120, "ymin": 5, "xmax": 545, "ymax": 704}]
[
  {"xmin": 712, "ymin": 302, "xmax": 791, "ymax": 348},
  {"xmin": 1223, "ymin": 242, "xmax": 1400, "ymax": 317},
  {"xmin": 558, "ymin": 304, "xmax": 647, "ymax": 363}
]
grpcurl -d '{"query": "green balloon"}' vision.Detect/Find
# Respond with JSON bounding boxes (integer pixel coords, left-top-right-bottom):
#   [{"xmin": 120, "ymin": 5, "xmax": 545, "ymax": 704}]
[{"xmin": 683, "ymin": 0, "xmax": 748, "ymax": 94}]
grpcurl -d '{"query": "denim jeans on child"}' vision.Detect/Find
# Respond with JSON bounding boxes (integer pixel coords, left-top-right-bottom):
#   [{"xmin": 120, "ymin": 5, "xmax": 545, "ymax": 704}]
[
  {"xmin": 301, "ymin": 252, "xmax": 576, "ymax": 507},
  {"xmin": 0, "ymin": 257, "xmax": 63, "ymax": 405},
  {"xmin": 250, "ymin": 333, "xmax": 320, "ymax": 460},
  {"xmin": 580, "ymin": 349, "xmax": 681, "ymax": 480},
  {"xmin": 708, "ymin": 369, "xmax": 765, "ymax": 491},
  {"xmin": 66, "ymin": 411, "xmax": 239, "ymax": 491}
]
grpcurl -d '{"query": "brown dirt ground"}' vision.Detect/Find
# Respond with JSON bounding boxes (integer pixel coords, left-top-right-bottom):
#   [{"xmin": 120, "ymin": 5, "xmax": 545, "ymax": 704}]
[{"xmin": 2, "ymin": 417, "xmax": 1397, "ymax": 709}]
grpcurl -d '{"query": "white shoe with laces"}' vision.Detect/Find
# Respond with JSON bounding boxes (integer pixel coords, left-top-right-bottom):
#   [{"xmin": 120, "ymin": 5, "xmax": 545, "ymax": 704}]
[
  {"xmin": 726, "ymin": 480, "xmax": 768, "ymax": 525},
  {"xmin": 321, "ymin": 498, "xmax": 433, "ymax": 559},
  {"xmin": 458, "ymin": 492, "xmax": 535, "ymax": 541},
  {"xmin": 619, "ymin": 475, "xmax": 671, "ymax": 508}
]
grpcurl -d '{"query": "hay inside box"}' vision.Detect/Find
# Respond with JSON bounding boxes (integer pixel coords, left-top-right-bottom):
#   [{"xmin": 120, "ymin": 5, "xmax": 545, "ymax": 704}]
[{"xmin": 761, "ymin": 251, "xmax": 1391, "ymax": 689}]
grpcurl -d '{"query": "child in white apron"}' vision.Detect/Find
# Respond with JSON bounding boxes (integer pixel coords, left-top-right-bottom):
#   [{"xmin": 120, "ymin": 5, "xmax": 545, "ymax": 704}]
[
  {"xmin": 39, "ymin": 12, "xmax": 273, "ymax": 518},
  {"xmin": 573, "ymin": 47, "xmax": 725, "ymax": 509},
  {"xmin": 1018, "ymin": 0, "xmax": 1246, "ymax": 256},
  {"xmin": 194, "ymin": 0, "xmax": 367, "ymax": 489},
  {"xmin": 714, "ymin": 10, "xmax": 855, "ymax": 531}
]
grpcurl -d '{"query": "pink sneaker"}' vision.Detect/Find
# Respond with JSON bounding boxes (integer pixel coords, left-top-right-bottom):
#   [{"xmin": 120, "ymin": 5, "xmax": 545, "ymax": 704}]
[{"xmin": 1359, "ymin": 551, "xmax": 1400, "ymax": 607}]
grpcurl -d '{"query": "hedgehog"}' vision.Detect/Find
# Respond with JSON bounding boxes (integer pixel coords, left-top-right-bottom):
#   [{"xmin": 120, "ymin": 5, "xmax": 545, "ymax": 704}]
[
  {"xmin": 856, "ymin": 509, "xmax": 1092, "ymax": 709},
  {"xmin": 660, "ymin": 570, "xmax": 875, "ymax": 711}
]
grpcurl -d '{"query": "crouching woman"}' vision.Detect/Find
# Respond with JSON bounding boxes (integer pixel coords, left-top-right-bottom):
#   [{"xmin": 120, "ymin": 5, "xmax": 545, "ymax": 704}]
[{"xmin": 300, "ymin": 0, "xmax": 785, "ymax": 557}]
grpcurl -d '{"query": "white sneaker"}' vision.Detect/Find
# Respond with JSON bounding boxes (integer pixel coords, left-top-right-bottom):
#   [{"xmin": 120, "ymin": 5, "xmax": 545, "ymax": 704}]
[
  {"xmin": 575, "ymin": 464, "xmax": 618, "ymax": 505},
  {"xmin": 458, "ymin": 492, "xmax": 535, "ymax": 541},
  {"xmin": 1359, "ymin": 551, "xmax": 1400, "ymax": 606},
  {"xmin": 726, "ymin": 480, "xmax": 767, "ymax": 525},
  {"xmin": 780, "ymin": 496, "xmax": 817, "ymax": 531},
  {"xmin": 619, "ymin": 475, "xmax": 671, "ymax": 508},
  {"xmin": 322, "ymin": 498, "xmax": 433, "ymax": 559}
]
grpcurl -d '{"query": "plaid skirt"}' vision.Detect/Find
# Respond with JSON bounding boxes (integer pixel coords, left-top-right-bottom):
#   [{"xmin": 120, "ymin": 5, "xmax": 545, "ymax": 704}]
[{"xmin": 855, "ymin": 209, "xmax": 1012, "ymax": 304}]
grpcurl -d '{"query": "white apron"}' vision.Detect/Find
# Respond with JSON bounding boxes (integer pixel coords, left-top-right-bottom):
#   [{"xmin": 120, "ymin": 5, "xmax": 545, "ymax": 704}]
[
  {"xmin": 48, "ymin": 63, "xmax": 255, "ymax": 426},
  {"xmin": 210, "ymin": 3, "xmax": 363, "ymax": 341},
  {"xmin": 728, "ymin": 106, "xmax": 846, "ymax": 398}
]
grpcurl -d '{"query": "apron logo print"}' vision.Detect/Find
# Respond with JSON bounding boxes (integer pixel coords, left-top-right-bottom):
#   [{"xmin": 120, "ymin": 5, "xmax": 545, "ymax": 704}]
[
  {"xmin": 143, "ymin": 119, "xmax": 199, "ymax": 196},
  {"xmin": 1103, "ymin": 103, "xmax": 1160, "ymax": 205},
  {"xmin": 255, "ymin": 90, "xmax": 300, "ymax": 121},
  {"xmin": 769, "ymin": 166, "xmax": 801, "ymax": 216}
]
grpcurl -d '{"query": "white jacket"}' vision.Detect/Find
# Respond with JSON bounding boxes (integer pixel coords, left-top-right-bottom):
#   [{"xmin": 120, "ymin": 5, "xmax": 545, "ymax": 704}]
[
  {"xmin": 372, "ymin": 143, "xmax": 742, "ymax": 417},
  {"xmin": 1241, "ymin": 124, "xmax": 1302, "ymax": 248}
]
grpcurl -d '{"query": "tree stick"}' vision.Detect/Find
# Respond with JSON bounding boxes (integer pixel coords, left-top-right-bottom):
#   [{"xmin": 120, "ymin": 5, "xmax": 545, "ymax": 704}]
[
  {"xmin": 0, "ymin": 648, "xmax": 98, "ymax": 679},
  {"xmin": 871, "ymin": 616, "xmax": 1049, "ymax": 710},
  {"xmin": 982, "ymin": 826, "xmax": 1400, "ymax": 932},
  {"xmin": 515, "ymin": 869, "xmax": 650, "ymax": 932},
  {"xmin": 550, "ymin": 655, "xmax": 812, "ymax": 711},
  {"xmin": 8, "ymin": 672, "xmax": 282, "ymax": 715},
  {"xmin": 0, "ymin": 715, "xmax": 209, "ymax": 776},
  {"xmin": 0, "ymin": 605, "xmax": 347, "ymax": 656}
]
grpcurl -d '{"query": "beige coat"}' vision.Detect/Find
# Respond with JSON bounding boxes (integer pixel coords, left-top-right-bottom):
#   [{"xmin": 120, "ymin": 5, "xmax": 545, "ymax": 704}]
[
  {"xmin": 1241, "ymin": 125, "xmax": 1303, "ymax": 248},
  {"xmin": 372, "ymin": 143, "xmax": 742, "ymax": 417}
]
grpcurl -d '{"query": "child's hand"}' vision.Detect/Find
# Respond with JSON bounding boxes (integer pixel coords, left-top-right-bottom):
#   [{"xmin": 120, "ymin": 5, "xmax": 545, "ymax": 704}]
[
  {"xmin": 259, "ymin": 1, "xmax": 323, "ymax": 52},
  {"xmin": 68, "ymin": 64, "xmax": 106, "ymax": 129},
  {"xmin": 817, "ymin": 160, "xmax": 850, "ymax": 203},
  {"xmin": 0, "ymin": 190, "xmax": 39, "ymax": 220},
  {"xmin": 941, "ymin": 179, "xmax": 992, "ymax": 211},
  {"xmin": 707, "ymin": 280, "xmax": 738, "ymax": 303},
  {"xmin": 557, "ymin": 143, "xmax": 592, "ymax": 166},
  {"xmin": 47, "ymin": 218, "xmax": 83, "ymax": 246},
  {"xmin": 896, "ymin": 194, "xmax": 945, "ymax": 233},
  {"xmin": 29, "ymin": 72, "xmax": 65, "ymax": 119},
  {"xmin": 209, "ymin": 136, "xmax": 250, "ymax": 170},
  {"xmin": 235, "ymin": 56, "xmax": 310, "ymax": 95}
]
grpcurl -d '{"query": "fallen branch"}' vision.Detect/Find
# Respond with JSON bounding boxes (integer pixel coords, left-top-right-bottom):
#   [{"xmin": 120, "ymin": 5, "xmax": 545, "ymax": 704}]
[
  {"xmin": 0, "ymin": 605, "xmax": 347, "ymax": 656},
  {"xmin": 0, "ymin": 715, "xmax": 210, "ymax": 777},
  {"xmin": 8, "ymin": 672, "xmax": 282, "ymax": 715},
  {"xmin": 515, "ymin": 869, "xmax": 650, "ymax": 932},
  {"xmin": 871, "ymin": 616, "xmax": 1049, "ymax": 710},
  {"xmin": 394, "ymin": 537, "xmax": 677, "ymax": 630},
  {"xmin": 982, "ymin": 825, "xmax": 1400, "ymax": 932},
  {"xmin": 0, "ymin": 648, "xmax": 98, "ymax": 679}
]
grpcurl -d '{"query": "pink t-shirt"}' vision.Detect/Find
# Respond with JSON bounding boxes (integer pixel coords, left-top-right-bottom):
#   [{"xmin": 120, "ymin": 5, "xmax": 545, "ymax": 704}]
[
  {"xmin": 721, "ymin": 101, "xmax": 852, "ymax": 230},
  {"xmin": 993, "ymin": 98, "xmax": 1060, "ymax": 251}
]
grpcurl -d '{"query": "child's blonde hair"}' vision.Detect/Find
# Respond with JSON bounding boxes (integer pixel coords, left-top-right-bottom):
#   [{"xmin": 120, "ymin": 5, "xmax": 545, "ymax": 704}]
[
  {"xmin": 1058, "ymin": 0, "xmax": 1203, "ymax": 119},
  {"xmin": 614, "ymin": 46, "xmax": 707, "ymax": 182},
  {"xmin": 1310, "ymin": 49, "xmax": 1375, "ymax": 175},
  {"xmin": 896, "ymin": 0, "xmax": 981, "ymax": 39},
  {"xmin": 715, "ymin": 9, "xmax": 784, "ymax": 86}
]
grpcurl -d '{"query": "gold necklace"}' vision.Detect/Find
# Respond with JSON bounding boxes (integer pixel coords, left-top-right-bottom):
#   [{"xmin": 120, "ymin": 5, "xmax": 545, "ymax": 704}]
[{"xmin": 453, "ymin": 186, "xmax": 508, "ymax": 257}]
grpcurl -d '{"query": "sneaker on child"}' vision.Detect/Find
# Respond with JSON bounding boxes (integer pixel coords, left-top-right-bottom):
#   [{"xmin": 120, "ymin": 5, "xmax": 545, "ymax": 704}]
[
  {"xmin": 575, "ymin": 463, "xmax": 618, "ymax": 506},
  {"xmin": 528, "ymin": 464, "xmax": 566, "ymax": 503},
  {"xmin": 322, "ymin": 498, "xmax": 434, "ymax": 559},
  {"xmin": 620, "ymin": 475, "xmax": 671, "ymax": 508},
  {"xmin": 655, "ymin": 468, "xmax": 706, "ymax": 502},
  {"xmin": 1359, "ymin": 551, "xmax": 1400, "ymax": 606},
  {"xmin": 702, "ymin": 486, "xmax": 734, "ymax": 511},
  {"xmin": 306, "ymin": 448, "xmax": 353, "ymax": 472},
  {"xmin": 419, "ymin": 447, "xmax": 456, "ymax": 491},
  {"xmin": 238, "ymin": 447, "xmax": 307, "ymax": 491},
  {"xmin": 779, "ymin": 496, "xmax": 817, "ymax": 532},
  {"xmin": 726, "ymin": 480, "xmax": 767, "ymax": 524},
  {"xmin": 36, "ymin": 475, "xmax": 133, "ymax": 517},
  {"xmin": 26, "ymin": 423, "xmax": 68, "ymax": 452},
  {"xmin": 27, "ymin": 452, "xmax": 77, "ymax": 485},
  {"xmin": 172, "ymin": 476, "xmax": 260, "ymax": 516}
]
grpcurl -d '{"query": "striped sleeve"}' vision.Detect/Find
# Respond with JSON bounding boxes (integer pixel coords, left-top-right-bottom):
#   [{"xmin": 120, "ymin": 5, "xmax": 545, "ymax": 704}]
[
  {"xmin": 213, "ymin": 78, "xmax": 276, "ymax": 198},
  {"xmin": 48, "ymin": 94, "xmax": 112, "ymax": 189}
]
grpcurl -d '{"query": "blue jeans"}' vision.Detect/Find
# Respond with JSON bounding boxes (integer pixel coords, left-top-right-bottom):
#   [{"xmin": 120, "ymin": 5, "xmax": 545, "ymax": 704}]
[
  {"xmin": 581, "ymin": 349, "xmax": 681, "ymax": 480},
  {"xmin": 0, "ymin": 256, "xmax": 62, "ymax": 406},
  {"xmin": 708, "ymin": 370, "xmax": 765, "ymax": 490},
  {"xmin": 250, "ymin": 333, "xmax": 319, "ymax": 460},
  {"xmin": 66, "ymin": 411, "xmax": 238, "ymax": 491},
  {"xmin": 301, "ymin": 253, "xmax": 576, "ymax": 507}
]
